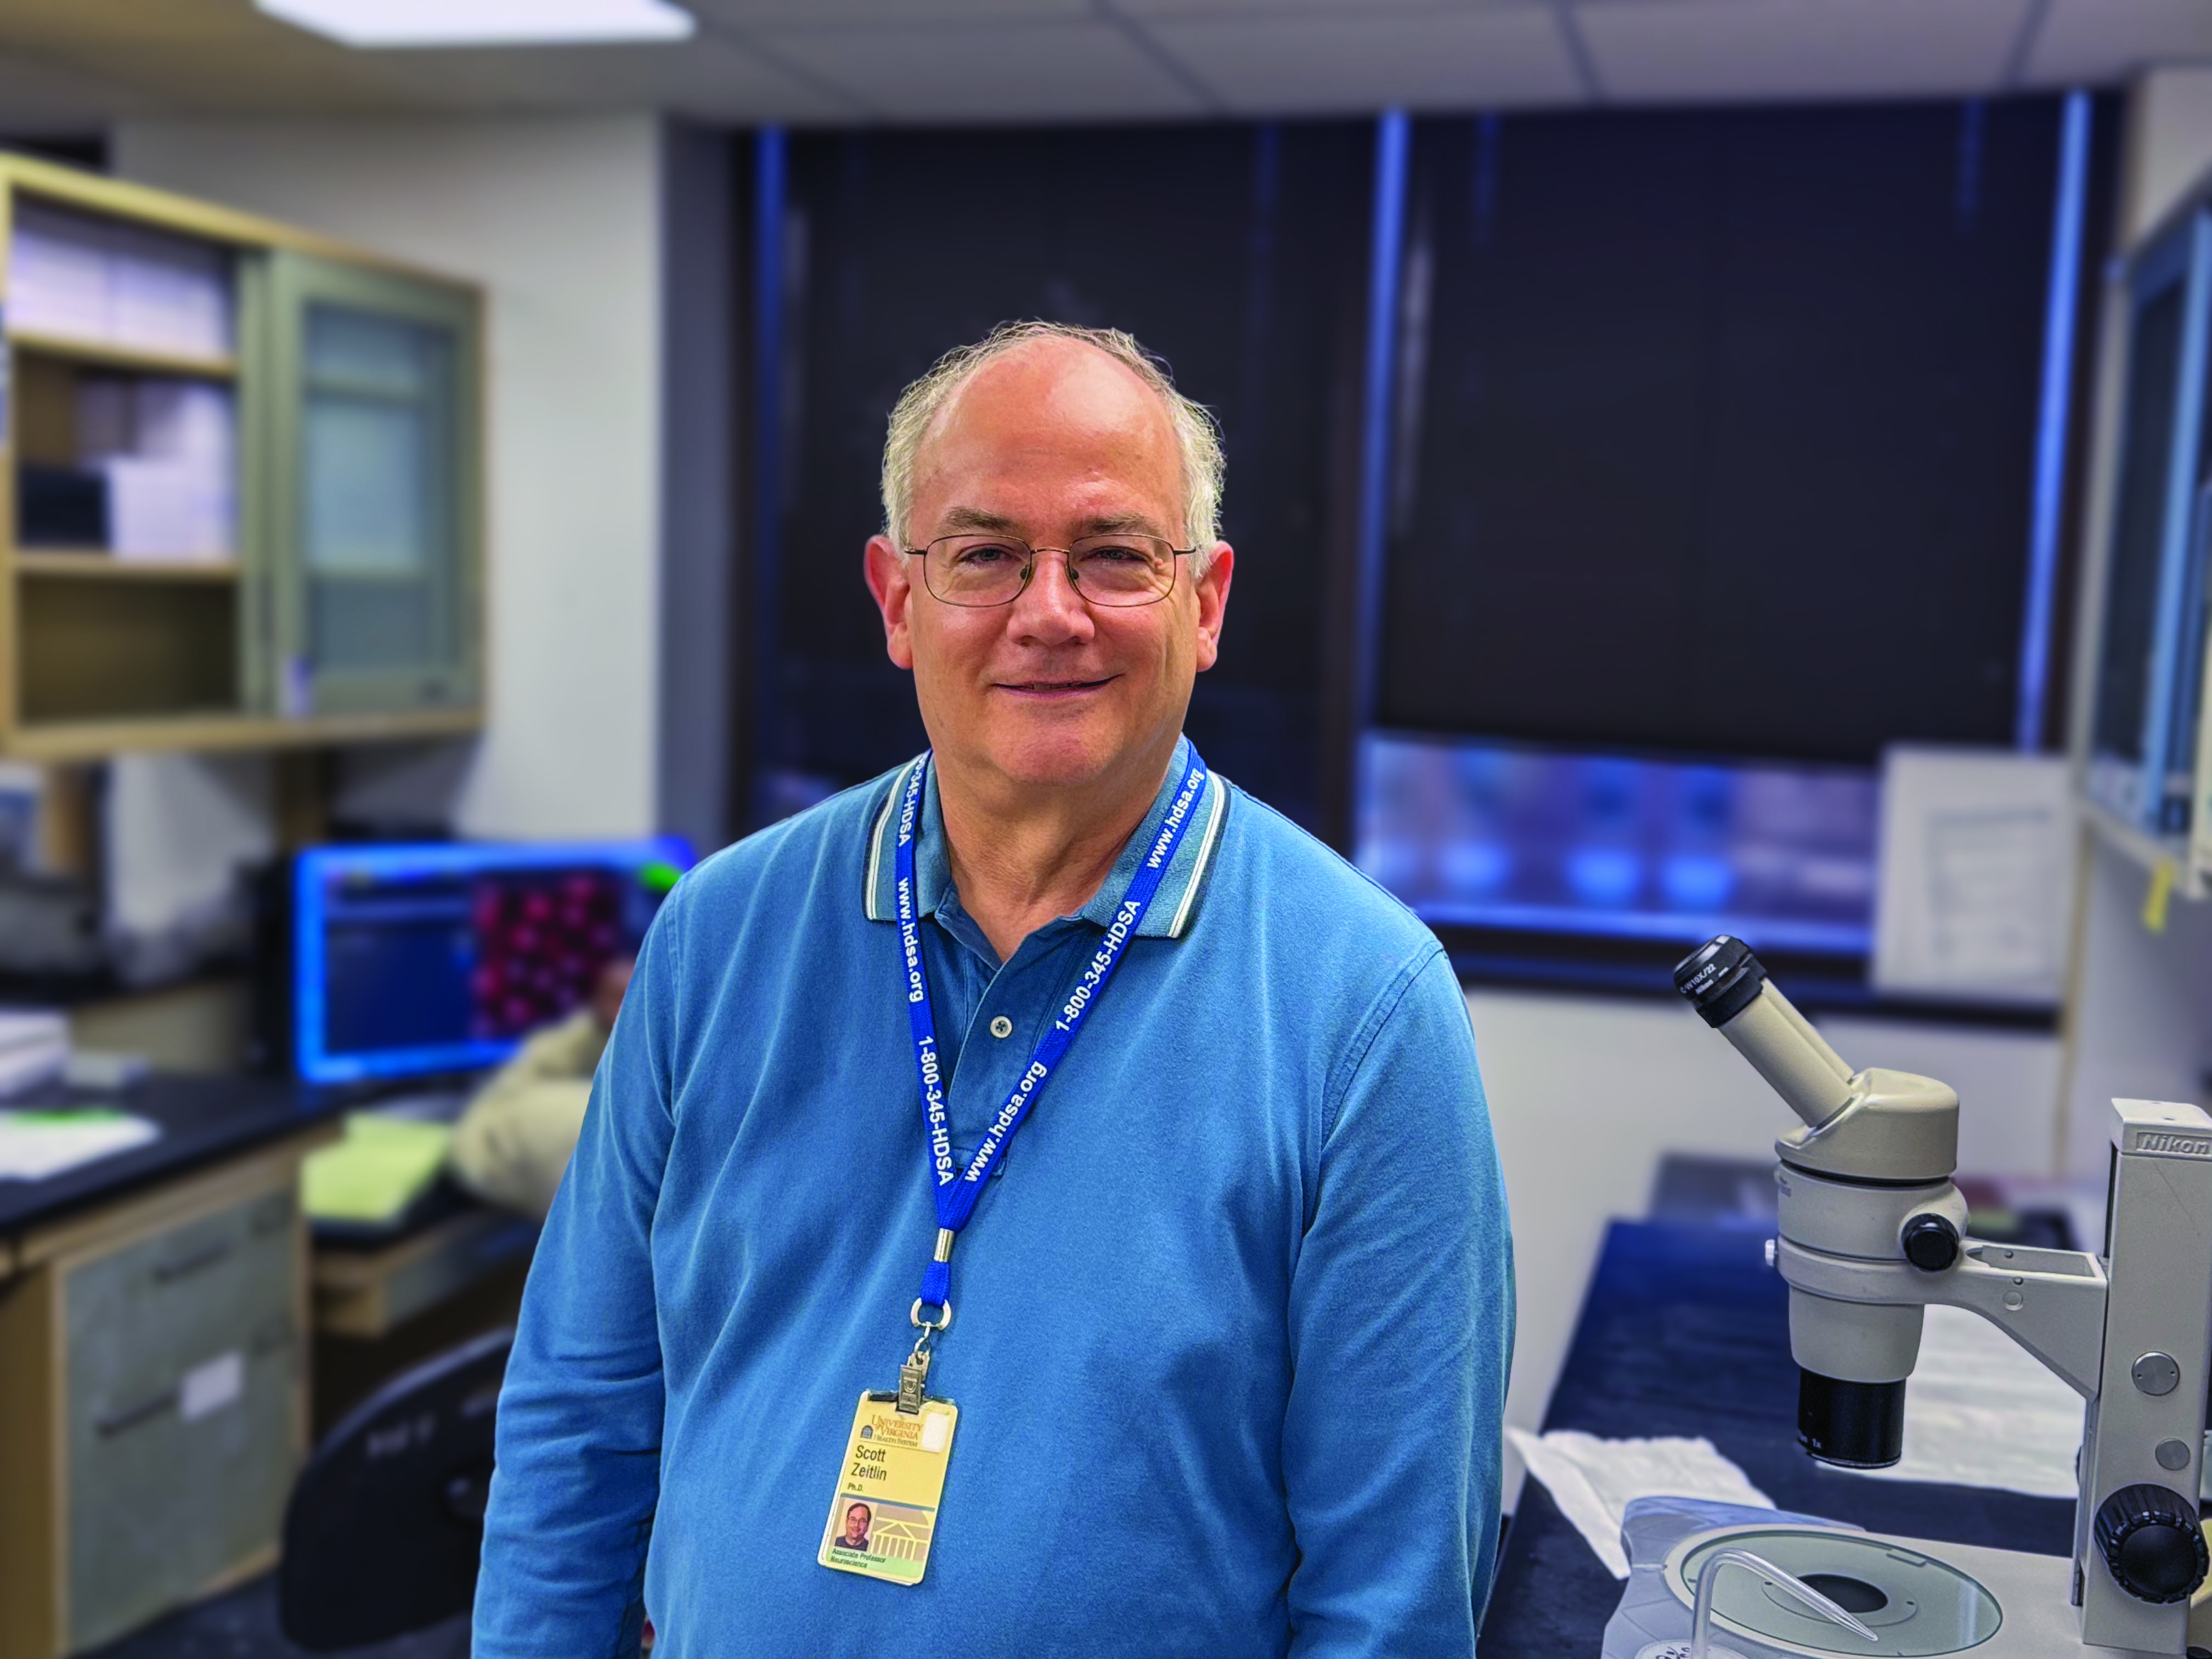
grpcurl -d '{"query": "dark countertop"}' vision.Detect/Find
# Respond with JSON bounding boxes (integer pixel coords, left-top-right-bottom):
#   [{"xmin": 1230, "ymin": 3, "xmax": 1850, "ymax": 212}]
[
  {"xmin": 1, "ymin": 1071, "xmax": 342, "ymax": 1251},
  {"xmin": 1479, "ymin": 1220, "xmax": 2075, "ymax": 1656}
]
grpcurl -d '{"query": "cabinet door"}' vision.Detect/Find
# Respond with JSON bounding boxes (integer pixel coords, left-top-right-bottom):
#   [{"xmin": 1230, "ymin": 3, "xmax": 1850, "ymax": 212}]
[
  {"xmin": 63, "ymin": 1189, "xmax": 299, "ymax": 1650},
  {"xmin": 264, "ymin": 252, "xmax": 481, "ymax": 718}
]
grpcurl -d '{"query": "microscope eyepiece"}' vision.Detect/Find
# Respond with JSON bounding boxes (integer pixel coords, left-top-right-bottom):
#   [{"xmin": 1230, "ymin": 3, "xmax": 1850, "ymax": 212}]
[{"xmin": 1674, "ymin": 935, "xmax": 1767, "ymax": 1029}]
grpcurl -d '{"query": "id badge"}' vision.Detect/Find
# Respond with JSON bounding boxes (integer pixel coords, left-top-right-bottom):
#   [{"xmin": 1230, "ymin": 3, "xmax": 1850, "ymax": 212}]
[{"xmin": 817, "ymin": 1390, "xmax": 959, "ymax": 1585}]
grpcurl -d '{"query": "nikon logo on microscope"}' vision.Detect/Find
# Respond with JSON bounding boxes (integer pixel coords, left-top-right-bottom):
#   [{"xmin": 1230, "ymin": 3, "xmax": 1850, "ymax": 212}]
[{"xmin": 2135, "ymin": 1131, "xmax": 2212, "ymax": 1158}]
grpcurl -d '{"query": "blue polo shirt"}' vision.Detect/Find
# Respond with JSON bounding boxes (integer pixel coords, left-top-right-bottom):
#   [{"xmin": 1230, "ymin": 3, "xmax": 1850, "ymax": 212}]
[{"xmin": 474, "ymin": 740, "xmax": 1514, "ymax": 1658}]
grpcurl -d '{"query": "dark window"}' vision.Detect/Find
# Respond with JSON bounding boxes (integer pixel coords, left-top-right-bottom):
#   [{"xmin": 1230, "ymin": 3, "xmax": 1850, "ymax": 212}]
[
  {"xmin": 758, "ymin": 122, "xmax": 1372, "ymax": 829},
  {"xmin": 1380, "ymin": 99, "xmax": 2081, "ymax": 765}
]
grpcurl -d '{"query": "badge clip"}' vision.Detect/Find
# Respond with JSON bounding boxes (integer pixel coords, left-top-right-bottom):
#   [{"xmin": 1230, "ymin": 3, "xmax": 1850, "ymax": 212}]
[{"xmin": 898, "ymin": 1347, "xmax": 931, "ymax": 1414}]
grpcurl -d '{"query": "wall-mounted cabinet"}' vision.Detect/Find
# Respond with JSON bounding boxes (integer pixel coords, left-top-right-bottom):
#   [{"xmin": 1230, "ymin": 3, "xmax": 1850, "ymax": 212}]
[{"xmin": 0, "ymin": 155, "xmax": 483, "ymax": 762}]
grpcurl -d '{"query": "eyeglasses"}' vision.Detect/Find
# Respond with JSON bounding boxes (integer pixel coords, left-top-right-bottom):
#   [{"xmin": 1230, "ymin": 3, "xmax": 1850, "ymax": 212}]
[{"xmin": 904, "ymin": 533, "xmax": 1194, "ymax": 609}]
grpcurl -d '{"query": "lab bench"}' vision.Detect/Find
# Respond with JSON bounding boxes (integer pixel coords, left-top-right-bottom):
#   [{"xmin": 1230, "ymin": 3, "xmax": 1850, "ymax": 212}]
[
  {"xmin": 1479, "ymin": 1220, "xmax": 2074, "ymax": 1655},
  {"xmin": 0, "ymin": 1075, "xmax": 341, "ymax": 1659}
]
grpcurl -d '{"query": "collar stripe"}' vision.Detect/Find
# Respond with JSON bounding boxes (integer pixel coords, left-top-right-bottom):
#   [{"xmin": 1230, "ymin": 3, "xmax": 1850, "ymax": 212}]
[
  {"xmin": 861, "ymin": 759, "xmax": 913, "ymax": 922},
  {"xmin": 1166, "ymin": 775, "xmax": 1228, "ymax": 939}
]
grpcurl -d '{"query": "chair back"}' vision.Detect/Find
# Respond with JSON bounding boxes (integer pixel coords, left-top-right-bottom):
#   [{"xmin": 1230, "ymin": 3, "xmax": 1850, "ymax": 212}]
[{"xmin": 278, "ymin": 1327, "xmax": 511, "ymax": 1650}]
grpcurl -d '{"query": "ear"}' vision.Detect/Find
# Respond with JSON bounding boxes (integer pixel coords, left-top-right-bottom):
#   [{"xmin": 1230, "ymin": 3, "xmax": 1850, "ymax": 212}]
[
  {"xmin": 865, "ymin": 535, "xmax": 917, "ymax": 670},
  {"xmin": 1192, "ymin": 544, "xmax": 1233, "ymax": 674}
]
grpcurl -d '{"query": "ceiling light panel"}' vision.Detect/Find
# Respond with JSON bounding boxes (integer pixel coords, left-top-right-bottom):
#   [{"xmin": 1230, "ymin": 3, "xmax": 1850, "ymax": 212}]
[{"xmin": 256, "ymin": 0, "xmax": 695, "ymax": 48}]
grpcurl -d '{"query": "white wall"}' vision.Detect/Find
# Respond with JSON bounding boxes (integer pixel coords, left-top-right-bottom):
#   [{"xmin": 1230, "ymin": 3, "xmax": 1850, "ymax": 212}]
[
  {"xmin": 1474, "ymin": 984, "xmax": 2061, "ymax": 1506},
  {"xmin": 114, "ymin": 115, "xmax": 667, "ymax": 842},
  {"xmin": 2124, "ymin": 66, "xmax": 2212, "ymax": 242},
  {"xmin": 103, "ymin": 751, "xmax": 273, "ymax": 983},
  {"xmin": 2058, "ymin": 836, "xmax": 2212, "ymax": 1176}
]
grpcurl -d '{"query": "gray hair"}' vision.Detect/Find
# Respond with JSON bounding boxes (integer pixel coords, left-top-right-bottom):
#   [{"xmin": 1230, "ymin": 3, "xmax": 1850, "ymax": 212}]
[{"xmin": 880, "ymin": 320, "xmax": 1225, "ymax": 568}]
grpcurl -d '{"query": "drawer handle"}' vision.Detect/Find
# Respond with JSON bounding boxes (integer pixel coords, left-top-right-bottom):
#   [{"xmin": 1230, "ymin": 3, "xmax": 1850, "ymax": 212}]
[
  {"xmin": 95, "ymin": 1387, "xmax": 177, "ymax": 1437},
  {"xmin": 153, "ymin": 1239, "xmax": 234, "ymax": 1283}
]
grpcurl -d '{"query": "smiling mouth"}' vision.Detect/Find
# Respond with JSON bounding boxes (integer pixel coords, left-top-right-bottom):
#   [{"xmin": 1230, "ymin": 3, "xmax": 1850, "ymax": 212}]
[{"xmin": 996, "ymin": 676, "xmax": 1118, "ymax": 696}]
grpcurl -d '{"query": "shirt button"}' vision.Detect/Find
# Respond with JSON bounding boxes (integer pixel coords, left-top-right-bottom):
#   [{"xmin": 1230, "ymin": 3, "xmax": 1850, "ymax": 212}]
[{"xmin": 989, "ymin": 1016, "xmax": 1013, "ymax": 1039}]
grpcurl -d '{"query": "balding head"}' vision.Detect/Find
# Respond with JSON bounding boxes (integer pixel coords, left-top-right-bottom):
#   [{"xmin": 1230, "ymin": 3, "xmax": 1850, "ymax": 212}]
[{"xmin": 881, "ymin": 321, "xmax": 1224, "ymax": 566}]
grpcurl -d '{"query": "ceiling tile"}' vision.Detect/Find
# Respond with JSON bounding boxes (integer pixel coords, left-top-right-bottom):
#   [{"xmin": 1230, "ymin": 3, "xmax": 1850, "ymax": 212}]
[
  {"xmin": 1117, "ymin": 0, "xmax": 1530, "ymax": 15},
  {"xmin": 1141, "ymin": 8, "xmax": 1583, "ymax": 114},
  {"xmin": 388, "ymin": 36, "xmax": 855, "ymax": 121},
  {"xmin": 1577, "ymin": 0, "xmax": 2033, "ymax": 103},
  {"xmin": 755, "ymin": 19, "xmax": 1211, "ymax": 120},
  {"xmin": 690, "ymin": 0, "xmax": 1088, "ymax": 23},
  {"xmin": 2024, "ymin": 0, "xmax": 2212, "ymax": 88}
]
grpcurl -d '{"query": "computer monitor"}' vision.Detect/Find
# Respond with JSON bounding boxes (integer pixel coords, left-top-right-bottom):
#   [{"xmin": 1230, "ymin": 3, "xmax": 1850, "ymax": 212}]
[{"xmin": 291, "ymin": 838, "xmax": 691, "ymax": 1087}]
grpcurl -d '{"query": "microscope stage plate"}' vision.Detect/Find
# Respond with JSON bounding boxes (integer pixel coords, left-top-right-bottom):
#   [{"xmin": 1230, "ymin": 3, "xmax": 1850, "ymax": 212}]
[{"xmin": 1660, "ymin": 1526, "xmax": 2098, "ymax": 1658}]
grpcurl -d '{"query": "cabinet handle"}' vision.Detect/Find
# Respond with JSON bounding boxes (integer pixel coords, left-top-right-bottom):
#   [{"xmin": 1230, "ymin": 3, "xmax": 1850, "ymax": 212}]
[
  {"xmin": 95, "ymin": 1387, "xmax": 177, "ymax": 1437},
  {"xmin": 153, "ymin": 1238, "xmax": 234, "ymax": 1283}
]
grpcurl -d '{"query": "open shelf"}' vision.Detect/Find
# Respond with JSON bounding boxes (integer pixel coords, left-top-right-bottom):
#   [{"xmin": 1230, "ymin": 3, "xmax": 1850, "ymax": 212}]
[
  {"xmin": 9, "ymin": 330, "xmax": 236, "ymax": 381},
  {"xmin": 0, "ymin": 155, "xmax": 486, "ymax": 763},
  {"xmin": 13, "ymin": 551, "xmax": 240, "ymax": 583},
  {"xmin": 18, "ymin": 575, "xmax": 237, "ymax": 725}
]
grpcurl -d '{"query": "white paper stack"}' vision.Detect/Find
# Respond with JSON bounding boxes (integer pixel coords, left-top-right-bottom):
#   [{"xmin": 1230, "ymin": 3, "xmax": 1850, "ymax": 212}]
[
  {"xmin": 0, "ymin": 1009, "xmax": 69, "ymax": 1099},
  {"xmin": 11, "ymin": 202, "xmax": 108, "ymax": 340},
  {"xmin": 11, "ymin": 200, "xmax": 233, "ymax": 358},
  {"xmin": 78, "ymin": 377, "xmax": 236, "ymax": 560},
  {"xmin": 112, "ymin": 223, "xmax": 231, "ymax": 358},
  {"xmin": 0, "ymin": 1108, "xmax": 160, "ymax": 1182}
]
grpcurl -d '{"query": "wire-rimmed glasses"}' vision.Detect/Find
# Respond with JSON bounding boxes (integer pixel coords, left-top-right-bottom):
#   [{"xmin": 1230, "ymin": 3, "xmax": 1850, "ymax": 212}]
[{"xmin": 904, "ymin": 533, "xmax": 1193, "ymax": 608}]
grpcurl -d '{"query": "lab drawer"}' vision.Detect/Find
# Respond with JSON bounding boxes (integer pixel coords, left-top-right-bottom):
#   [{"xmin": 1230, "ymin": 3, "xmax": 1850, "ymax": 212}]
[{"xmin": 60, "ymin": 1189, "xmax": 300, "ymax": 1651}]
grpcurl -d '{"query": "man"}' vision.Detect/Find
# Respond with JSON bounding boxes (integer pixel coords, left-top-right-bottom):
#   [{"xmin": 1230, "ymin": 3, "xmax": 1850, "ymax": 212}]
[
  {"xmin": 474, "ymin": 321, "xmax": 1513, "ymax": 1657},
  {"xmin": 834, "ymin": 1503, "xmax": 873, "ymax": 1553},
  {"xmin": 449, "ymin": 953, "xmax": 634, "ymax": 1219}
]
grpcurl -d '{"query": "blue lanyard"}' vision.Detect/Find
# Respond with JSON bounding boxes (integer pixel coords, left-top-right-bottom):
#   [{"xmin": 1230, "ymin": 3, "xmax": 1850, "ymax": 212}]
[{"xmin": 893, "ymin": 746, "xmax": 1209, "ymax": 1328}]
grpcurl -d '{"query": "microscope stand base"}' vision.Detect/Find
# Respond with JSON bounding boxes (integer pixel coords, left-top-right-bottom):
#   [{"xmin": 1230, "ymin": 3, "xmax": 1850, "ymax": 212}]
[{"xmin": 1637, "ymin": 1517, "xmax": 2183, "ymax": 1658}]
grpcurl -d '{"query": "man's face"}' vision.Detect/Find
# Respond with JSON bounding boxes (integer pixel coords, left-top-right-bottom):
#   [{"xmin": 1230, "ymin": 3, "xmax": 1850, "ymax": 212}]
[
  {"xmin": 866, "ymin": 339, "xmax": 1233, "ymax": 795},
  {"xmin": 845, "ymin": 1506, "xmax": 869, "ymax": 1539}
]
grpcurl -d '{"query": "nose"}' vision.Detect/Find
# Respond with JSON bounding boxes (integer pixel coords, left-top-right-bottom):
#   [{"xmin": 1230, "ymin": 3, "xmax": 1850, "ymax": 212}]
[{"xmin": 1007, "ymin": 549, "xmax": 1094, "ymax": 645}]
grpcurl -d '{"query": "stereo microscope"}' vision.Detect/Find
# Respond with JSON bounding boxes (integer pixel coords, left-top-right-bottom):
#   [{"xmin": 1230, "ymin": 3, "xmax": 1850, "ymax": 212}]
[{"xmin": 1654, "ymin": 935, "xmax": 2212, "ymax": 1658}]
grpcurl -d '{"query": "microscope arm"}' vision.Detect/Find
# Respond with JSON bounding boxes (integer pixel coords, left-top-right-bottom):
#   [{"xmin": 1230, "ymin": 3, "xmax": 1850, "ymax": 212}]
[{"xmin": 1776, "ymin": 1235, "xmax": 2109, "ymax": 1400}]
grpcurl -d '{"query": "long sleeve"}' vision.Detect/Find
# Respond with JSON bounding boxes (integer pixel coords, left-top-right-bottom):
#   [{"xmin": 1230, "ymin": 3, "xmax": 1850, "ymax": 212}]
[
  {"xmin": 1281, "ymin": 948, "xmax": 1516, "ymax": 1658},
  {"xmin": 471, "ymin": 900, "xmax": 682, "ymax": 1657}
]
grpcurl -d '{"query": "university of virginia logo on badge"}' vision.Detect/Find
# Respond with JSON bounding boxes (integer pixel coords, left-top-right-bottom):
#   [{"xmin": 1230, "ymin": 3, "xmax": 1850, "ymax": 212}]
[{"xmin": 819, "ymin": 1391, "xmax": 959, "ymax": 1585}]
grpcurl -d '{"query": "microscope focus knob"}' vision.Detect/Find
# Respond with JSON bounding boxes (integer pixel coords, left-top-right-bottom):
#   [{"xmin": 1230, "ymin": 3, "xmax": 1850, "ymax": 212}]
[
  {"xmin": 2094, "ymin": 1483, "xmax": 2209, "ymax": 1603},
  {"xmin": 1899, "ymin": 1214, "xmax": 1960, "ymax": 1272}
]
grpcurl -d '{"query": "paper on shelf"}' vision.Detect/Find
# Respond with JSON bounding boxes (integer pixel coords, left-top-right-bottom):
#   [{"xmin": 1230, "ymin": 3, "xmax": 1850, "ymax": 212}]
[
  {"xmin": 111, "ymin": 222, "xmax": 232, "ymax": 358},
  {"xmin": 82, "ymin": 379, "xmax": 236, "ymax": 560},
  {"xmin": 11, "ymin": 200, "xmax": 111, "ymax": 341},
  {"xmin": 0, "ymin": 1108, "xmax": 160, "ymax": 1182},
  {"xmin": 1506, "ymin": 1426, "xmax": 1774, "ymax": 1578},
  {"xmin": 9, "ymin": 199, "xmax": 233, "ymax": 358}
]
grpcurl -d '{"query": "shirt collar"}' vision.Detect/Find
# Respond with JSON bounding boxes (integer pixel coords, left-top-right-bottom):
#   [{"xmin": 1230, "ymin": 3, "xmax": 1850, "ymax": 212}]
[{"xmin": 862, "ymin": 736, "xmax": 1229, "ymax": 941}]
